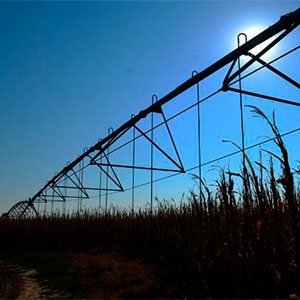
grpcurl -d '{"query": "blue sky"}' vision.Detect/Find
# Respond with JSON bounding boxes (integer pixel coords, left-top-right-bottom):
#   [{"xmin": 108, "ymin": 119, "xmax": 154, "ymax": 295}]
[{"xmin": 1, "ymin": 1, "xmax": 300, "ymax": 214}]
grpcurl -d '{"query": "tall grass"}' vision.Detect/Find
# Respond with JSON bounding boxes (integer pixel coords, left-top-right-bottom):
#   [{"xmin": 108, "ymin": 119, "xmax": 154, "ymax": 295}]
[{"xmin": 1, "ymin": 107, "xmax": 300, "ymax": 298}]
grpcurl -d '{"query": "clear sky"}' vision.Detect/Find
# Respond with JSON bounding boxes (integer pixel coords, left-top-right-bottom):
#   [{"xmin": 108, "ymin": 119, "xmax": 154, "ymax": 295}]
[{"xmin": 1, "ymin": 1, "xmax": 300, "ymax": 214}]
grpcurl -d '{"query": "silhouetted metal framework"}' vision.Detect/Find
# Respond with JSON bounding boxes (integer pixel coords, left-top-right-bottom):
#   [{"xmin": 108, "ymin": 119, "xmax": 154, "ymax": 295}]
[{"xmin": 2, "ymin": 7, "xmax": 300, "ymax": 218}]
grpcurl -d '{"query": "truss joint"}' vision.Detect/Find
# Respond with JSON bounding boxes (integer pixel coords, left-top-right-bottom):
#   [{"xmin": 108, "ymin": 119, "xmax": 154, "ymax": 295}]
[{"xmin": 221, "ymin": 84, "xmax": 229, "ymax": 92}]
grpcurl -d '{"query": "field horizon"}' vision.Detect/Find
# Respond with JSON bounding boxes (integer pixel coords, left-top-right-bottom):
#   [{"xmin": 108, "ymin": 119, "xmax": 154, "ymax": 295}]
[{"xmin": 1, "ymin": 109, "xmax": 300, "ymax": 298}]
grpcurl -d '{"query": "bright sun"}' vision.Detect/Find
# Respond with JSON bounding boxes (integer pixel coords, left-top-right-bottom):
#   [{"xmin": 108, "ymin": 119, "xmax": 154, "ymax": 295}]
[{"xmin": 237, "ymin": 26, "xmax": 276, "ymax": 59}]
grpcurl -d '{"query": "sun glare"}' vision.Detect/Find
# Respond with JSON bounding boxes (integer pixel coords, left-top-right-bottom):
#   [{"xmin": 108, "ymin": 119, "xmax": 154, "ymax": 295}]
[{"xmin": 236, "ymin": 26, "xmax": 276, "ymax": 59}]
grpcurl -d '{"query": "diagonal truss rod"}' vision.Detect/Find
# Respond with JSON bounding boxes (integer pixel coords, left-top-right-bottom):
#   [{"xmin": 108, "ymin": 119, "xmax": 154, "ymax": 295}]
[
  {"xmin": 222, "ymin": 22, "xmax": 298, "ymax": 88},
  {"xmin": 88, "ymin": 42, "xmax": 300, "ymax": 166},
  {"xmin": 5, "ymin": 7, "xmax": 300, "ymax": 212},
  {"xmin": 247, "ymin": 52, "xmax": 300, "ymax": 89}
]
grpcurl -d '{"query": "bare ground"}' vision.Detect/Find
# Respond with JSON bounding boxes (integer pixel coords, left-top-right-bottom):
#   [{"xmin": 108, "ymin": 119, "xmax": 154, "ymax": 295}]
[
  {"xmin": 0, "ymin": 263, "xmax": 22, "ymax": 299},
  {"xmin": 0, "ymin": 262, "xmax": 68, "ymax": 299}
]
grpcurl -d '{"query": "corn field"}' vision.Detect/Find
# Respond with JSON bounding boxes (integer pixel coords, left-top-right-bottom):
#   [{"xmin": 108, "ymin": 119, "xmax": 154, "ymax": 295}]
[{"xmin": 1, "ymin": 107, "xmax": 300, "ymax": 298}]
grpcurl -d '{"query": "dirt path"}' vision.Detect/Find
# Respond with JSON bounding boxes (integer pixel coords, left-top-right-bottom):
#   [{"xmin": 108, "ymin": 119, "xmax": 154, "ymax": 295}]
[
  {"xmin": 0, "ymin": 262, "xmax": 64, "ymax": 299},
  {"xmin": 0, "ymin": 264, "xmax": 22, "ymax": 299},
  {"xmin": 17, "ymin": 269, "xmax": 44, "ymax": 300}
]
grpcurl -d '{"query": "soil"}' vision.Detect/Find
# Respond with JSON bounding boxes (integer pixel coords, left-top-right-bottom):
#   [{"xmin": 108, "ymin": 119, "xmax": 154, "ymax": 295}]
[
  {"xmin": 0, "ymin": 262, "xmax": 66, "ymax": 299},
  {"xmin": 0, "ymin": 263, "xmax": 22, "ymax": 299},
  {"xmin": 17, "ymin": 269, "xmax": 44, "ymax": 300}
]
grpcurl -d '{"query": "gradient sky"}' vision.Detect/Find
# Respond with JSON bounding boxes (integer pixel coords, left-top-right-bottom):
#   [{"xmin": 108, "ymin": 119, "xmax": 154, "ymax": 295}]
[{"xmin": 1, "ymin": 1, "xmax": 300, "ymax": 214}]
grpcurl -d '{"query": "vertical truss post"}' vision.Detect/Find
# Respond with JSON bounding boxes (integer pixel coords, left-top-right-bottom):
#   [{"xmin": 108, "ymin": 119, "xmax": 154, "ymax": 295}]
[
  {"xmin": 106, "ymin": 127, "xmax": 114, "ymax": 213},
  {"xmin": 192, "ymin": 71, "xmax": 202, "ymax": 200},
  {"xmin": 98, "ymin": 138, "xmax": 102, "ymax": 212},
  {"xmin": 131, "ymin": 114, "xmax": 136, "ymax": 214},
  {"xmin": 44, "ymin": 195, "xmax": 47, "ymax": 216},
  {"xmin": 238, "ymin": 33, "xmax": 247, "ymax": 166},
  {"xmin": 63, "ymin": 165, "xmax": 68, "ymax": 215},
  {"xmin": 80, "ymin": 148, "xmax": 87, "ymax": 211},
  {"xmin": 80, "ymin": 158, "xmax": 83, "ymax": 211},
  {"xmin": 37, "ymin": 195, "xmax": 40, "ymax": 215},
  {"xmin": 31, "ymin": 202, "xmax": 39, "ymax": 218},
  {"xmin": 43, "ymin": 189, "xmax": 46, "ymax": 216},
  {"xmin": 151, "ymin": 95, "xmax": 158, "ymax": 212},
  {"xmin": 77, "ymin": 160, "xmax": 81, "ymax": 212},
  {"xmin": 63, "ymin": 176, "xmax": 66, "ymax": 214},
  {"xmin": 51, "ymin": 181, "xmax": 54, "ymax": 213},
  {"xmin": 79, "ymin": 158, "xmax": 84, "ymax": 212}
]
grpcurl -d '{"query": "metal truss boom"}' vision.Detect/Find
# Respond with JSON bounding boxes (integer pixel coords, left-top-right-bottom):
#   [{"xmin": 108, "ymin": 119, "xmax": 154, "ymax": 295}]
[{"xmin": 3, "ymin": 6, "xmax": 300, "ymax": 218}]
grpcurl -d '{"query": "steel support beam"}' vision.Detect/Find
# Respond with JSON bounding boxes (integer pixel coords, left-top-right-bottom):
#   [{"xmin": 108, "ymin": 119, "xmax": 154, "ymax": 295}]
[{"xmin": 3, "ymin": 7, "xmax": 300, "ymax": 218}]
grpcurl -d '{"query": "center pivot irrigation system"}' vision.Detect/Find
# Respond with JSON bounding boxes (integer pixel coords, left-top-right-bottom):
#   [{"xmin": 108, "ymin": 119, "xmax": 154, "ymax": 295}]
[{"xmin": 3, "ymin": 7, "xmax": 300, "ymax": 219}]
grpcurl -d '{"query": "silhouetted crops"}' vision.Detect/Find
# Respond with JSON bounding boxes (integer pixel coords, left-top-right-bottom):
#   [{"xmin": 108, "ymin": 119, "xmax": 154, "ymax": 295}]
[{"xmin": 1, "ymin": 107, "xmax": 300, "ymax": 298}]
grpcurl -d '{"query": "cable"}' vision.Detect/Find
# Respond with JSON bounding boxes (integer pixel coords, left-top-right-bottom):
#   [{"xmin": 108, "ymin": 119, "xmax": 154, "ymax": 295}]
[
  {"xmin": 54, "ymin": 43, "xmax": 300, "ymax": 185},
  {"xmin": 55, "ymin": 88, "xmax": 221, "ymax": 185},
  {"xmin": 38, "ymin": 44, "xmax": 300, "ymax": 196},
  {"xmin": 84, "ymin": 125, "xmax": 300, "ymax": 199},
  {"xmin": 229, "ymin": 44, "xmax": 300, "ymax": 86}
]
